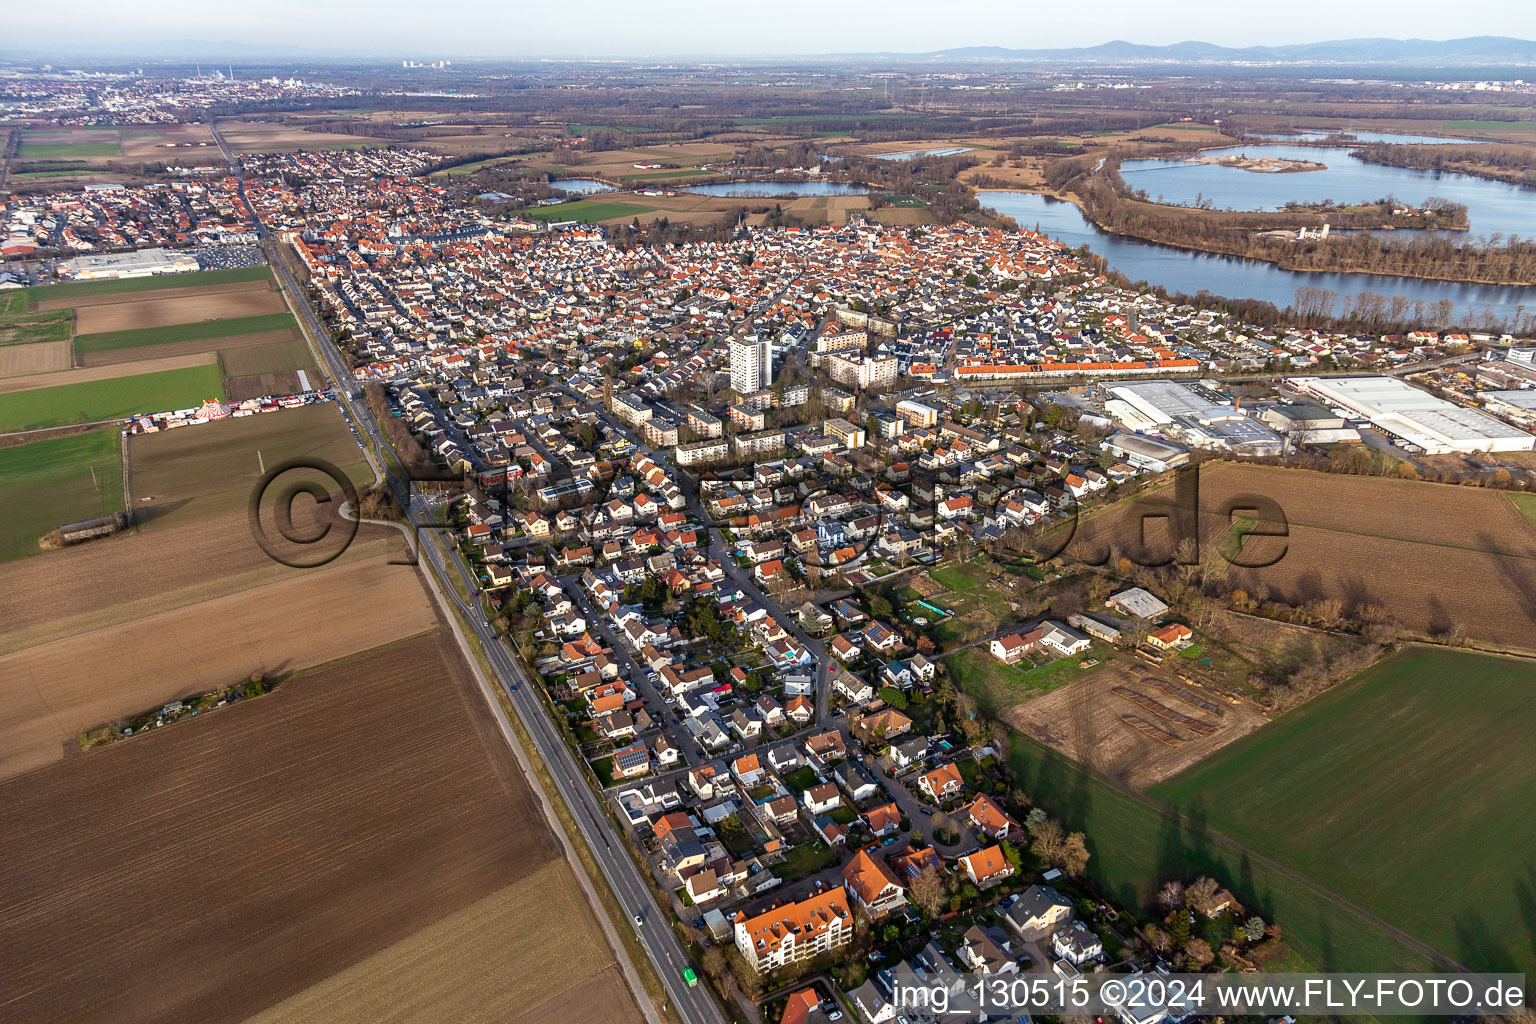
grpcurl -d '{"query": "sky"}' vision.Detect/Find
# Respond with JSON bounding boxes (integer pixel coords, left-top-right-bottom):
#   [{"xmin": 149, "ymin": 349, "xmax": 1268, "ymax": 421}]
[{"xmin": 7, "ymin": 0, "xmax": 1536, "ymax": 58}]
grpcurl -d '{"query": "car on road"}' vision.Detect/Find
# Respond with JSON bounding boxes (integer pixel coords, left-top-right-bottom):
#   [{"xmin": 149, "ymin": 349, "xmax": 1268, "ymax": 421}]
[{"xmin": 634, "ymin": 913, "xmax": 644, "ymax": 925}]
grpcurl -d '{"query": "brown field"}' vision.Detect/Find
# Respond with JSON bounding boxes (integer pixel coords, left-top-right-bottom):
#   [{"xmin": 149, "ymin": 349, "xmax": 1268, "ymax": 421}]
[
  {"xmin": 0, "ymin": 630, "xmax": 637, "ymax": 1024},
  {"xmin": 871, "ymin": 206, "xmax": 936, "ymax": 226},
  {"xmin": 1071, "ymin": 463, "xmax": 1536, "ymax": 648},
  {"xmin": 0, "ymin": 508, "xmax": 401, "ymax": 656},
  {"xmin": 217, "ymin": 335, "xmax": 319, "ymax": 377},
  {"xmin": 80, "ymin": 326, "xmax": 300, "ymax": 367},
  {"xmin": 0, "ymin": 338, "xmax": 72, "ymax": 379},
  {"xmin": 33, "ymin": 276, "xmax": 273, "ymax": 312},
  {"xmin": 130, "ymin": 402, "xmax": 370, "ymax": 530},
  {"xmin": 1005, "ymin": 659, "xmax": 1271, "ymax": 788},
  {"xmin": 0, "ymin": 552, "xmax": 437, "ymax": 781},
  {"xmin": 118, "ymin": 122, "xmax": 216, "ymax": 161},
  {"xmin": 74, "ymin": 289, "xmax": 286, "ymax": 334},
  {"xmin": 0, "ymin": 350, "xmax": 216, "ymax": 395},
  {"xmin": 229, "ymin": 370, "xmax": 302, "ymax": 399},
  {"xmin": 243, "ymin": 863, "xmax": 641, "ymax": 1024},
  {"xmin": 217, "ymin": 118, "xmax": 392, "ymax": 152},
  {"xmin": 785, "ymin": 194, "xmax": 871, "ymax": 226}
]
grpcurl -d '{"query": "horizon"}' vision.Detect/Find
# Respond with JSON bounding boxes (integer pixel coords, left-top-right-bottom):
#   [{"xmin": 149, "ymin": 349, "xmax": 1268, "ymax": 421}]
[{"xmin": 6, "ymin": 0, "xmax": 1536, "ymax": 62}]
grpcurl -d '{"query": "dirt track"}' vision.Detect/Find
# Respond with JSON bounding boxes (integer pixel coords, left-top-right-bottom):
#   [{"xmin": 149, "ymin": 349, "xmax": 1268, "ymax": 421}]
[{"xmin": 0, "ymin": 632, "xmax": 579, "ymax": 1024}]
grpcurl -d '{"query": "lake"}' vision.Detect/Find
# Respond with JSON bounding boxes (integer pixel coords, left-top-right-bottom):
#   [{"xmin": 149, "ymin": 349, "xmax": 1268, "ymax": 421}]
[
  {"xmin": 550, "ymin": 178, "xmax": 617, "ymax": 194},
  {"xmin": 876, "ymin": 147, "xmax": 974, "ymax": 161},
  {"xmin": 1119, "ymin": 139, "xmax": 1536, "ymax": 238},
  {"xmin": 681, "ymin": 181, "xmax": 872, "ymax": 197},
  {"xmin": 1251, "ymin": 131, "xmax": 1479, "ymax": 145},
  {"xmin": 977, "ymin": 190, "xmax": 1531, "ymax": 324}
]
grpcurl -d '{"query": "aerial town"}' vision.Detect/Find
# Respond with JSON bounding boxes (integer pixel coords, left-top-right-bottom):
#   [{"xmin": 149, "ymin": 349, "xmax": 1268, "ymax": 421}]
[{"xmin": 4, "ymin": 36, "xmax": 1536, "ymax": 1024}]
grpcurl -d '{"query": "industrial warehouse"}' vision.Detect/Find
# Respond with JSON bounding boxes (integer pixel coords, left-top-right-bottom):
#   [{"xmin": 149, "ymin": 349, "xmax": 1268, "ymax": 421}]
[{"xmin": 1290, "ymin": 375, "xmax": 1536, "ymax": 454}]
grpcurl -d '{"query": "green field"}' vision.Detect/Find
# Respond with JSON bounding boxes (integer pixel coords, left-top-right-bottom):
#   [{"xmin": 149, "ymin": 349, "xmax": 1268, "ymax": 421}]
[
  {"xmin": 524, "ymin": 200, "xmax": 655, "ymax": 223},
  {"xmin": 1441, "ymin": 120, "xmax": 1536, "ymax": 133},
  {"xmin": 74, "ymin": 312, "xmax": 297, "ymax": 355},
  {"xmin": 1000, "ymin": 731, "xmax": 1439, "ymax": 976},
  {"xmin": 0, "ymin": 429, "xmax": 123, "ymax": 561},
  {"xmin": 1151, "ymin": 647, "xmax": 1536, "ymax": 976},
  {"xmin": 0, "ymin": 363, "xmax": 225, "ymax": 431},
  {"xmin": 1507, "ymin": 492, "xmax": 1536, "ymax": 532},
  {"xmin": 21, "ymin": 266, "xmax": 270, "ymax": 303},
  {"xmin": 19, "ymin": 142, "xmax": 121, "ymax": 159},
  {"xmin": 0, "ymin": 308, "xmax": 72, "ymax": 347}
]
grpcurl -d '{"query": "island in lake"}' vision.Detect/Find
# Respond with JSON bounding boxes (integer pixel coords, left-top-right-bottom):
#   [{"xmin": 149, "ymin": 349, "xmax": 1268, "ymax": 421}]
[{"xmin": 1185, "ymin": 153, "xmax": 1326, "ymax": 173}]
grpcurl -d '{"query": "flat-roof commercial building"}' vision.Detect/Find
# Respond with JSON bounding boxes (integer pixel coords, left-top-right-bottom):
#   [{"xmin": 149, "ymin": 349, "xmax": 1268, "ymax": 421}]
[
  {"xmin": 57, "ymin": 246, "xmax": 202, "ymax": 280},
  {"xmin": 1291, "ymin": 376, "xmax": 1535, "ymax": 454},
  {"xmin": 1104, "ymin": 379, "xmax": 1283, "ymax": 457}
]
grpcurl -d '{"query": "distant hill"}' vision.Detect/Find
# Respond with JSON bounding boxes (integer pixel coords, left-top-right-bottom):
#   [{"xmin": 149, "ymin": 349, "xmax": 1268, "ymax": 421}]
[{"xmin": 843, "ymin": 36, "xmax": 1536, "ymax": 66}]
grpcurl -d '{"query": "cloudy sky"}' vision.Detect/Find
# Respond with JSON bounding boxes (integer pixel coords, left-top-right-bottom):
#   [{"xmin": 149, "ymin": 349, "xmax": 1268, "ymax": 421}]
[{"xmin": 8, "ymin": 0, "xmax": 1536, "ymax": 57}]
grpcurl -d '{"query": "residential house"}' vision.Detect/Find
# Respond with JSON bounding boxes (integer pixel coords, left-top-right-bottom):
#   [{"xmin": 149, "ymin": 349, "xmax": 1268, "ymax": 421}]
[
  {"xmin": 834, "ymin": 761, "xmax": 881, "ymax": 803},
  {"xmin": 959, "ymin": 925, "xmax": 1019, "ymax": 975},
  {"xmin": 862, "ymin": 802, "xmax": 903, "ymax": 837},
  {"xmin": 966, "ymin": 793, "xmax": 1019, "ymax": 841},
  {"xmin": 959, "ymin": 845, "xmax": 1014, "ymax": 888},
  {"xmin": 1004, "ymin": 884, "xmax": 1073, "ymax": 941},
  {"xmin": 917, "ymin": 763, "xmax": 964, "ymax": 802},
  {"xmin": 889, "ymin": 735, "xmax": 929, "ymax": 769},
  {"xmin": 1147, "ymin": 622, "xmax": 1194, "ymax": 650},
  {"xmin": 1052, "ymin": 920, "xmax": 1104, "ymax": 966},
  {"xmin": 842, "ymin": 848, "xmax": 908, "ymax": 919},
  {"xmin": 802, "ymin": 783, "xmax": 842, "ymax": 816}
]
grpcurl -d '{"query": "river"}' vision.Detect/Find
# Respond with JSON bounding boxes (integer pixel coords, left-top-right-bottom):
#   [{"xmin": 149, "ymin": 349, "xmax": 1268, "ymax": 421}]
[{"xmin": 976, "ymin": 190, "xmax": 1532, "ymax": 324}]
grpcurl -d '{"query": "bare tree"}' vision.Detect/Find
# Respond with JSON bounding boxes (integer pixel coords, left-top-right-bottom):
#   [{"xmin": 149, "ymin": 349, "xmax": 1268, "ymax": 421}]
[
  {"xmin": 1185, "ymin": 876, "xmax": 1222, "ymax": 918},
  {"xmin": 910, "ymin": 866, "xmax": 946, "ymax": 919},
  {"xmin": 1157, "ymin": 880, "xmax": 1185, "ymax": 911}
]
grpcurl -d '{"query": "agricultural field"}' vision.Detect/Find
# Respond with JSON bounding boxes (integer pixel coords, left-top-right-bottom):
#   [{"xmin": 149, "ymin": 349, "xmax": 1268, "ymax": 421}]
[
  {"xmin": 14, "ymin": 124, "xmax": 215, "ymax": 165},
  {"xmin": 0, "ymin": 428, "xmax": 123, "ymax": 561},
  {"xmin": 130, "ymin": 402, "xmax": 369, "ymax": 531},
  {"xmin": 999, "ymin": 730, "xmax": 1441, "ymax": 976},
  {"xmin": 8, "ymin": 268, "xmax": 313, "ymax": 401},
  {"xmin": 0, "ymin": 506, "xmax": 400, "ymax": 657},
  {"xmin": 0, "ymin": 339, "xmax": 73, "ymax": 379},
  {"xmin": 1151, "ymin": 647, "xmax": 1536, "ymax": 977},
  {"xmin": 1070, "ymin": 462, "xmax": 1536, "ymax": 649},
  {"xmin": 0, "ymin": 549, "xmax": 435, "ymax": 781},
  {"xmin": 0, "ymin": 361, "xmax": 224, "ymax": 430},
  {"xmin": 73, "ymin": 310, "xmax": 297, "ymax": 355},
  {"xmin": 72, "ymin": 287, "xmax": 286, "ymax": 333},
  {"xmin": 0, "ymin": 630, "xmax": 638, "ymax": 1024},
  {"xmin": 17, "ymin": 128, "xmax": 123, "ymax": 160},
  {"xmin": 524, "ymin": 198, "xmax": 660, "ymax": 223},
  {"xmin": 24, "ymin": 265, "xmax": 271, "ymax": 306},
  {"xmin": 0, "ymin": 306, "xmax": 72, "ymax": 348},
  {"xmin": 216, "ymin": 117, "xmax": 393, "ymax": 152}
]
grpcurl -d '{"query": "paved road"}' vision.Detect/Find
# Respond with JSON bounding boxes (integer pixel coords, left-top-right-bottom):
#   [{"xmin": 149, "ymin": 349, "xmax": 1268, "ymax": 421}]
[{"xmin": 209, "ymin": 122, "xmax": 728, "ymax": 1024}]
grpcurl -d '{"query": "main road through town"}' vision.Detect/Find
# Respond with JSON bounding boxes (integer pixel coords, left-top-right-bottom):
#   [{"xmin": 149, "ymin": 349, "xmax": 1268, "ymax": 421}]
[{"xmin": 209, "ymin": 121, "xmax": 729, "ymax": 1024}]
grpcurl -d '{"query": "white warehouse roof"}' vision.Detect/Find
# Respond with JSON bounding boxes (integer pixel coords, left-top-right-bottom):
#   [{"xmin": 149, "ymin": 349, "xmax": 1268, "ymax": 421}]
[{"xmin": 1290, "ymin": 376, "xmax": 1534, "ymax": 454}]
